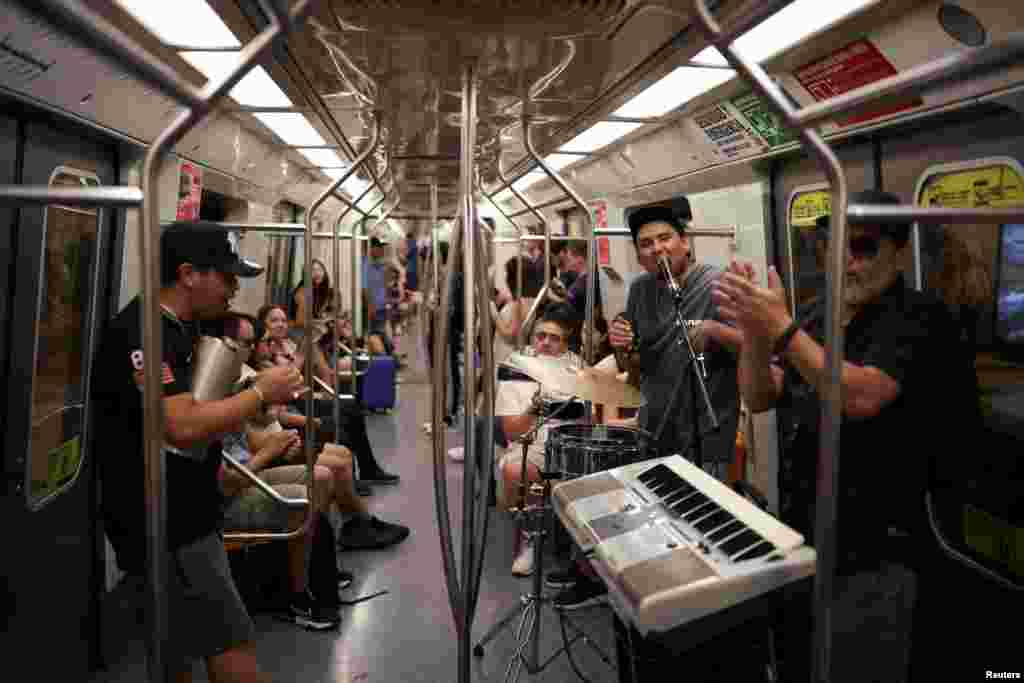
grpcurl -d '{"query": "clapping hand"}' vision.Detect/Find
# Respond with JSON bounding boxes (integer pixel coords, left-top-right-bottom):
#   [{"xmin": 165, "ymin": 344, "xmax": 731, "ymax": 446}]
[{"xmin": 710, "ymin": 261, "xmax": 791, "ymax": 346}]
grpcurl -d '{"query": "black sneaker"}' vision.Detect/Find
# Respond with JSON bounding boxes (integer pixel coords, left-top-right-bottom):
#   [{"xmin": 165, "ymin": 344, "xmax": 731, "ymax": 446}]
[
  {"xmin": 544, "ymin": 566, "xmax": 579, "ymax": 590},
  {"xmin": 338, "ymin": 569, "xmax": 354, "ymax": 591},
  {"xmin": 355, "ymin": 480, "xmax": 374, "ymax": 496},
  {"xmin": 361, "ymin": 469, "xmax": 400, "ymax": 485},
  {"xmin": 552, "ymin": 576, "xmax": 608, "ymax": 611},
  {"xmin": 338, "ymin": 515, "xmax": 410, "ymax": 550},
  {"xmin": 289, "ymin": 592, "xmax": 340, "ymax": 631}
]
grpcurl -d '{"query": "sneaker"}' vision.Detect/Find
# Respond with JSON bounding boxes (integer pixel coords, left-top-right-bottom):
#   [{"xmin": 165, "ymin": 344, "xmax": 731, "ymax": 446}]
[
  {"xmin": 544, "ymin": 566, "xmax": 579, "ymax": 590},
  {"xmin": 512, "ymin": 535, "xmax": 535, "ymax": 576},
  {"xmin": 289, "ymin": 591, "xmax": 340, "ymax": 631},
  {"xmin": 552, "ymin": 576, "xmax": 608, "ymax": 610},
  {"xmin": 448, "ymin": 446, "xmax": 465, "ymax": 462},
  {"xmin": 361, "ymin": 468, "xmax": 400, "ymax": 485},
  {"xmin": 338, "ymin": 515, "xmax": 410, "ymax": 550},
  {"xmin": 338, "ymin": 569, "xmax": 354, "ymax": 591},
  {"xmin": 354, "ymin": 480, "xmax": 374, "ymax": 497}
]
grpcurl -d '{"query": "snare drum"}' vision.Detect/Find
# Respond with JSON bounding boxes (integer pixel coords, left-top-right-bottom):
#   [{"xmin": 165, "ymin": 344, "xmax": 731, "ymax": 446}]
[{"xmin": 544, "ymin": 424, "xmax": 649, "ymax": 480}]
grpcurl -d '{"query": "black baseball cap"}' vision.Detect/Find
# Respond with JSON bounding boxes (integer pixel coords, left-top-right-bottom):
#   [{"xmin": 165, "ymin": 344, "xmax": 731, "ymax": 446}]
[
  {"xmin": 161, "ymin": 221, "xmax": 263, "ymax": 279},
  {"xmin": 626, "ymin": 204, "xmax": 690, "ymax": 244}
]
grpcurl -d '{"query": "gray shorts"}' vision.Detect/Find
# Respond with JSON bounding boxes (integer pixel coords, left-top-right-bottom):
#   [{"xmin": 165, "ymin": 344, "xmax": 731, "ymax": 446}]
[
  {"xmin": 127, "ymin": 531, "xmax": 255, "ymax": 671},
  {"xmin": 223, "ymin": 465, "xmax": 307, "ymax": 532}
]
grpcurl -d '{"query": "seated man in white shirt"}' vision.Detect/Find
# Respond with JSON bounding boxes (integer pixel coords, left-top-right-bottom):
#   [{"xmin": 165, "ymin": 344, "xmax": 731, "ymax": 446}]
[{"xmin": 491, "ymin": 305, "xmax": 583, "ymax": 576}]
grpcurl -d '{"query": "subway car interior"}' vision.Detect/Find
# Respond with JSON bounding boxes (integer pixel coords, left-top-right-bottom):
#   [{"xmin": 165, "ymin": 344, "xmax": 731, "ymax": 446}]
[{"xmin": 1, "ymin": 0, "xmax": 1022, "ymax": 681}]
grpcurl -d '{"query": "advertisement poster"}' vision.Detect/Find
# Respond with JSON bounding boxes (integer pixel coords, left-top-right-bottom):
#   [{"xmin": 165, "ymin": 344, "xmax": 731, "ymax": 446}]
[
  {"xmin": 176, "ymin": 161, "xmax": 202, "ymax": 221},
  {"xmin": 918, "ymin": 164, "xmax": 1024, "ymax": 208},
  {"xmin": 597, "ymin": 237, "xmax": 610, "ymax": 266},
  {"xmin": 731, "ymin": 91, "xmax": 796, "ymax": 148},
  {"xmin": 689, "ymin": 102, "xmax": 765, "ymax": 162},
  {"xmin": 793, "ymin": 39, "xmax": 922, "ymax": 128},
  {"xmin": 788, "ymin": 188, "xmax": 832, "ymax": 311}
]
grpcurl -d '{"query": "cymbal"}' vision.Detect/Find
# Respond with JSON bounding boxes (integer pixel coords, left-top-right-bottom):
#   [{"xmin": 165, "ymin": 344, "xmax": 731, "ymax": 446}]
[{"xmin": 500, "ymin": 353, "xmax": 645, "ymax": 408}]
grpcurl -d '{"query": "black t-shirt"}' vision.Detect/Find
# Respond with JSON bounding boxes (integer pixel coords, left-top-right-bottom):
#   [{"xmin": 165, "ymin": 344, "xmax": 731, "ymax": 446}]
[
  {"xmin": 777, "ymin": 276, "xmax": 966, "ymax": 573},
  {"xmin": 91, "ymin": 298, "xmax": 223, "ymax": 574},
  {"xmin": 625, "ymin": 265, "xmax": 739, "ymax": 462}
]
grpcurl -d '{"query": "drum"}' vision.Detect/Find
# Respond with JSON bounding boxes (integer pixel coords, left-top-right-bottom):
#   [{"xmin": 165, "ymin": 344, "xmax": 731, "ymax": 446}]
[{"xmin": 545, "ymin": 424, "xmax": 649, "ymax": 480}]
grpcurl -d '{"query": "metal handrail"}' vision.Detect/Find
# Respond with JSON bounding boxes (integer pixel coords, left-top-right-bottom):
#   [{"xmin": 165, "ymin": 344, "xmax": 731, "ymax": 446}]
[
  {"xmin": 0, "ymin": 186, "xmax": 144, "ymax": 207},
  {"xmin": 221, "ymin": 451, "xmax": 309, "ymax": 510}
]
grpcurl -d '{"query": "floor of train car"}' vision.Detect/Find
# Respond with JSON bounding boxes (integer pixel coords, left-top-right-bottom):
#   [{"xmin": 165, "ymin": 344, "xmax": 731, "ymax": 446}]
[
  {"xmin": 90, "ymin": 320, "xmax": 623, "ymax": 683},
  {"xmin": 89, "ymin": 316, "xmax": 919, "ymax": 682}
]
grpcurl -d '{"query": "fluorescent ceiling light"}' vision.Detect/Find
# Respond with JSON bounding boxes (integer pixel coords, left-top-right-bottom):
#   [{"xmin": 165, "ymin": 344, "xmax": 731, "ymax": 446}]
[
  {"xmin": 300, "ymin": 148, "xmax": 345, "ymax": 169},
  {"xmin": 115, "ymin": 0, "xmax": 239, "ymax": 48},
  {"xmin": 691, "ymin": 0, "xmax": 878, "ymax": 66},
  {"xmin": 558, "ymin": 121, "xmax": 642, "ymax": 153},
  {"xmin": 544, "ymin": 154, "xmax": 583, "ymax": 171},
  {"xmin": 513, "ymin": 172, "xmax": 548, "ymax": 193},
  {"xmin": 180, "ymin": 52, "xmax": 291, "ymax": 107},
  {"xmin": 254, "ymin": 113, "xmax": 327, "ymax": 146},
  {"xmin": 343, "ymin": 175, "xmax": 371, "ymax": 197},
  {"xmin": 614, "ymin": 66, "xmax": 735, "ymax": 118}
]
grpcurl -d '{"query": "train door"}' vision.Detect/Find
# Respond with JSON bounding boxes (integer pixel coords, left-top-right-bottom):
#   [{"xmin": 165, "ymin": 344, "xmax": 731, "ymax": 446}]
[
  {"xmin": 1, "ymin": 114, "xmax": 118, "ymax": 678},
  {"xmin": 881, "ymin": 107, "xmax": 1024, "ymax": 672}
]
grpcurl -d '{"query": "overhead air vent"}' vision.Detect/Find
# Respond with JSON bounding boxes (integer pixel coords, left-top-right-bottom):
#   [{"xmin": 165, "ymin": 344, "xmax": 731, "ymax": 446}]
[
  {"xmin": 0, "ymin": 41, "xmax": 50, "ymax": 85},
  {"xmin": 332, "ymin": 0, "xmax": 630, "ymax": 36}
]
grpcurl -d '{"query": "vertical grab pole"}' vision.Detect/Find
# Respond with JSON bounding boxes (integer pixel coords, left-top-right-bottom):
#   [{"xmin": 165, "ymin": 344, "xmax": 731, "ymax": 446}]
[
  {"xmin": 138, "ymin": 3, "xmax": 315, "ymax": 681},
  {"xmin": 691, "ymin": 2, "xmax": 846, "ymax": 680},
  {"xmin": 522, "ymin": 108, "xmax": 596, "ymax": 371},
  {"xmin": 496, "ymin": 161, "xmax": 549, "ymax": 350},
  {"xmin": 305, "ymin": 110, "xmax": 382, "ymax": 520},
  {"xmin": 457, "ymin": 59, "xmax": 480, "ymax": 683}
]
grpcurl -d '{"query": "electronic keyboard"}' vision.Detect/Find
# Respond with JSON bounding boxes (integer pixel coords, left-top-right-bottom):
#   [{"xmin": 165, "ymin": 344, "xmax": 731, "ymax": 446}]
[{"xmin": 551, "ymin": 454, "xmax": 816, "ymax": 635}]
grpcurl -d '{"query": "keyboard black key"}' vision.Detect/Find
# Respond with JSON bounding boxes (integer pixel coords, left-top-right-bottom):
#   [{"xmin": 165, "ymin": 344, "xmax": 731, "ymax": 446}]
[
  {"xmin": 661, "ymin": 483, "xmax": 695, "ymax": 505},
  {"xmin": 718, "ymin": 528, "xmax": 762, "ymax": 556},
  {"xmin": 707, "ymin": 519, "xmax": 743, "ymax": 543},
  {"xmin": 681, "ymin": 500, "xmax": 716, "ymax": 521},
  {"xmin": 733, "ymin": 540, "xmax": 776, "ymax": 561},
  {"xmin": 672, "ymin": 492, "xmax": 708, "ymax": 515},
  {"xmin": 637, "ymin": 464, "xmax": 671, "ymax": 485},
  {"xmin": 693, "ymin": 509, "xmax": 731, "ymax": 533}
]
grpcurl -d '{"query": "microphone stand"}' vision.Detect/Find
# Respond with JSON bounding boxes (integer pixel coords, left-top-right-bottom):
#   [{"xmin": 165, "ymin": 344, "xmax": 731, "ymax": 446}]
[{"xmin": 659, "ymin": 258, "xmax": 720, "ymax": 470}]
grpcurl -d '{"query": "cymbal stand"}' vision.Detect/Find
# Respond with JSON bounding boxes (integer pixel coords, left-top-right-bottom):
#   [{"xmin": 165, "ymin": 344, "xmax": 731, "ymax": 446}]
[{"xmin": 473, "ymin": 401, "xmax": 615, "ymax": 681}]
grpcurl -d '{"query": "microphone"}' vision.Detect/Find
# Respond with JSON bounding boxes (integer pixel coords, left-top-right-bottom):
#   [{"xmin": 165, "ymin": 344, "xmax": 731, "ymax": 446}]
[{"xmin": 659, "ymin": 255, "xmax": 682, "ymax": 301}]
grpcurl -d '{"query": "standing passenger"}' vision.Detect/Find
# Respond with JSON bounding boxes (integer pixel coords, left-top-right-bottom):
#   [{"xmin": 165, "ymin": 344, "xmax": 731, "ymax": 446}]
[{"xmin": 92, "ymin": 222, "xmax": 305, "ymax": 682}]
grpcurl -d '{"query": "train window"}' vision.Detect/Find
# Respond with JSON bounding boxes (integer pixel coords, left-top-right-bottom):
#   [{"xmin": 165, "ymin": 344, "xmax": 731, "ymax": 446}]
[
  {"xmin": 25, "ymin": 166, "xmax": 101, "ymax": 508},
  {"xmin": 784, "ymin": 183, "xmax": 831, "ymax": 314}
]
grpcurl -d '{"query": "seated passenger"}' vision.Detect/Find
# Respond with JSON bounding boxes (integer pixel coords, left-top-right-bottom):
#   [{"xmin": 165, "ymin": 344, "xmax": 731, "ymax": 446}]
[
  {"xmin": 223, "ymin": 312, "xmax": 408, "ymax": 551},
  {"xmin": 255, "ymin": 305, "xmax": 400, "ymax": 486}
]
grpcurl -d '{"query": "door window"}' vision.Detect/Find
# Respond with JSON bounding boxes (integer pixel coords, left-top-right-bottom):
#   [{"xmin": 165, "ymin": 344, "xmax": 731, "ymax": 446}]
[{"xmin": 26, "ymin": 166, "xmax": 101, "ymax": 508}]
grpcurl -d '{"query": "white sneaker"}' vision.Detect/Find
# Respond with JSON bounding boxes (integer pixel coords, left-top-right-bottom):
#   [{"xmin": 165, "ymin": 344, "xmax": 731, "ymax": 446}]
[
  {"xmin": 512, "ymin": 536, "xmax": 535, "ymax": 576},
  {"xmin": 448, "ymin": 446, "xmax": 465, "ymax": 462}
]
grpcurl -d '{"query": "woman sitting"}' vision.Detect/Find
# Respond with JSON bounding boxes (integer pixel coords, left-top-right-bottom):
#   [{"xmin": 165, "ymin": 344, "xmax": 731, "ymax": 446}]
[{"xmin": 290, "ymin": 258, "xmax": 336, "ymax": 333}]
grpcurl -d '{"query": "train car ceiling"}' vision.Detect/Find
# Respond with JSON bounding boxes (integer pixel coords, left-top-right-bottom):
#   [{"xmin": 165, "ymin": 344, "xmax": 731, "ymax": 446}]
[{"xmin": 0, "ymin": 0, "xmax": 1020, "ymax": 241}]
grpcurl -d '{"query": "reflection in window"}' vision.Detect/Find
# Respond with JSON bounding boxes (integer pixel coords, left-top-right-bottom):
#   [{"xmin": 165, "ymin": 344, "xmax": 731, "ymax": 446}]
[{"xmin": 28, "ymin": 167, "xmax": 99, "ymax": 505}]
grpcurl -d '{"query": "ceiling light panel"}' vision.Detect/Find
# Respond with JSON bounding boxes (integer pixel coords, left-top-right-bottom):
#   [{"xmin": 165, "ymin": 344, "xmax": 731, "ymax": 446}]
[
  {"xmin": 115, "ymin": 0, "xmax": 239, "ymax": 48},
  {"xmin": 254, "ymin": 113, "xmax": 327, "ymax": 146},
  {"xmin": 558, "ymin": 121, "xmax": 642, "ymax": 153},
  {"xmin": 614, "ymin": 66, "xmax": 735, "ymax": 118},
  {"xmin": 299, "ymin": 148, "xmax": 346, "ymax": 168},
  {"xmin": 543, "ymin": 154, "xmax": 583, "ymax": 171},
  {"xmin": 691, "ymin": 0, "xmax": 878, "ymax": 66},
  {"xmin": 180, "ymin": 52, "xmax": 292, "ymax": 107},
  {"xmin": 513, "ymin": 172, "xmax": 548, "ymax": 193}
]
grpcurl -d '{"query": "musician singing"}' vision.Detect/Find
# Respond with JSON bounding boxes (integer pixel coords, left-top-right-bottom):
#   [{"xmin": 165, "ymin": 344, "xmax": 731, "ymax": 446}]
[{"xmin": 609, "ymin": 205, "xmax": 741, "ymax": 470}]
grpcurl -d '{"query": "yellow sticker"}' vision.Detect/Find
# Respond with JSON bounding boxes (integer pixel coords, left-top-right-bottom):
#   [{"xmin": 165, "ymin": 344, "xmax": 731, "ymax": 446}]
[
  {"xmin": 790, "ymin": 190, "xmax": 832, "ymax": 231},
  {"xmin": 47, "ymin": 436, "xmax": 81, "ymax": 491},
  {"xmin": 919, "ymin": 164, "xmax": 1024, "ymax": 208},
  {"xmin": 962, "ymin": 503, "xmax": 1024, "ymax": 578}
]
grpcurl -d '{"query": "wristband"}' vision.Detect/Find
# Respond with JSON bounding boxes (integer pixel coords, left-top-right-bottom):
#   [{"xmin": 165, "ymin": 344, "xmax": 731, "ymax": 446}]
[
  {"xmin": 250, "ymin": 385, "xmax": 266, "ymax": 412},
  {"xmin": 772, "ymin": 320, "xmax": 801, "ymax": 357}
]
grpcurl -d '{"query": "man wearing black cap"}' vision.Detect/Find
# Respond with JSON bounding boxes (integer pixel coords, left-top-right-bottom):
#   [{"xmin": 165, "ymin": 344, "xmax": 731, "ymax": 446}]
[
  {"xmin": 706, "ymin": 190, "xmax": 972, "ymax": 681},
  {"xmin": 92, "ymin": 222, "xmax": 306, "ymax": 681},
  {"xmin": 608, "ymin": 204, "xmax": 740, "ymax": 469}
]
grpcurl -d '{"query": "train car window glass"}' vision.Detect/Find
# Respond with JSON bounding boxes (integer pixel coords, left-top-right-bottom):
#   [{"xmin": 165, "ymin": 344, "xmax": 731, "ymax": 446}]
[
  {"xmin": 26, "ymin": 166, "xmax": 101, "ymax": 508},
  {"xmin": 938, "ymin": 3, "xmax": 987, "ymax": 47},
  {"xmin": 784, "ymin": 183, "xmax": 830, "ymax": 315}
]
